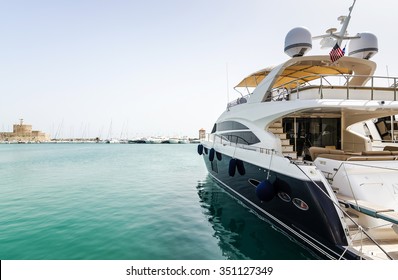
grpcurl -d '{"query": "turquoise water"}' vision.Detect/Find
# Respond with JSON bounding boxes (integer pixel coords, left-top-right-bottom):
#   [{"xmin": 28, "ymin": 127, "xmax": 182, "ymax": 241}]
[{"xmin": 0, "ymin": 144, "xmax": 315, "ymax": 260}]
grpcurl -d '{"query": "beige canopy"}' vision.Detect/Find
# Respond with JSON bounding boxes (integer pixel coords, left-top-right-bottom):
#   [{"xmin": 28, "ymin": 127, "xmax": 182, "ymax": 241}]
[{"xmin": 235, "ymin": 64, "xmax": 353, "ymax": 89}]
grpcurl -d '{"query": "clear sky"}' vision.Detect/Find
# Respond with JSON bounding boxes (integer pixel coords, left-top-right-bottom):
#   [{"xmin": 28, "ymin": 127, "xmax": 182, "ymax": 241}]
[{"xmin": 1, "ymin": 0, "xmax": 397, "ymax": 139}]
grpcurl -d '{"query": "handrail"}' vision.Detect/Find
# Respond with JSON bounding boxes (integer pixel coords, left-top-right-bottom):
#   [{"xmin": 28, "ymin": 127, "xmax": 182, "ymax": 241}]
[
  {"xmin": 270, "ymin": 74, "xmax": 398, "ymax": 102},
  {"xmin": 227, "ymin": 74, "xmax": 398, "ymax": 108},
  {"xmin": 227, "ymin": 94, "xmax": 251, "ymax": 109},
  {"xmin": 328, "ymin": 160, "xmax": 398, "ymax": 258},
  {"xmin": 293, "ymin": 161, "xmax": 394, "ymax": 260},
  {"xmin": 277, "ymin": 73, "xmax": 398, "ymax": 90},
  {"xmin": 206, "ymin": 133, "xmax": 279, "ymax": 156}
]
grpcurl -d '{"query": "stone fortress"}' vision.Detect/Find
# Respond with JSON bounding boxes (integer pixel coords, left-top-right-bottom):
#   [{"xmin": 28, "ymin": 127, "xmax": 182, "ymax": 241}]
[{"xmin": 0, "ymin": 119, "xmax": 50, "ymax": 143}]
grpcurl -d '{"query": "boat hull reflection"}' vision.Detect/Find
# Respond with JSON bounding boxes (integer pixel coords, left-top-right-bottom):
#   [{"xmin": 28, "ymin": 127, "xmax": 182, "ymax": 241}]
[{"xmin": 197, "ymin": 176, "xmax": 317, "ymax": 260}]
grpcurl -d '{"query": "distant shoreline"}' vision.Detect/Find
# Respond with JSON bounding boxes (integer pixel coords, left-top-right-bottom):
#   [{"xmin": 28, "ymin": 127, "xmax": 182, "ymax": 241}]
[{"xmin": 0, "ymin": 138, "xmax": 201, "ymax": 144}]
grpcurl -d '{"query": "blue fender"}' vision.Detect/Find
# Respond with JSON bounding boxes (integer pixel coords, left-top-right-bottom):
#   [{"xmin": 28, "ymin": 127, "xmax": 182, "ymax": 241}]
[
  {"xmin": 236, "ymin": 159, "xmax": 246, "ymax": 175},
  {"xmin": 197, "ymin": 144, "xmax": 204, "ymax": 155},
  {"xmin": 209, "ymin": 148, "xmax": 215, "ymax": 161},
  {"xmin": 256, "ymin": 180, "xmax": 275, "ymax": 202},
  {"xmin": 228, "ymin": 159, "xmax": 237, "ymax": 177}
]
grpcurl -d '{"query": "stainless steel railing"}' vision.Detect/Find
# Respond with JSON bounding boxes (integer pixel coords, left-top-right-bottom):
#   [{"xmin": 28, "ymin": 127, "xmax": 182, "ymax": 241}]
[{"xmin": 228, "ymin": 74, "xmax": 398, "ymax": 108}]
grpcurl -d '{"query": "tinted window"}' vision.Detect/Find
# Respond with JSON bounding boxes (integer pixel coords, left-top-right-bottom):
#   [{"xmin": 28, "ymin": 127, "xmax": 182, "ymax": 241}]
[
  {"xmin": 283, "ymin": 117, "xmax": 341, "ymax": 155},
  {"xmin": 221, "ymin": 131, "xmax": 260, "ymax": 145},
  {"xmin": 217, "ymin": 121, "xmax": 248, "ymax": 131},
  {"xmin": 211, "ymin": 123, "xmax": 217, "ymax": 133}
]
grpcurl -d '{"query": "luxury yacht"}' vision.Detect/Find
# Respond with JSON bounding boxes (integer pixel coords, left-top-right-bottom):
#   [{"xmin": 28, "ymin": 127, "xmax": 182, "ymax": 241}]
[{"xmin": 198, "ymin": 1, "xmax": 398, "ymax": 260}]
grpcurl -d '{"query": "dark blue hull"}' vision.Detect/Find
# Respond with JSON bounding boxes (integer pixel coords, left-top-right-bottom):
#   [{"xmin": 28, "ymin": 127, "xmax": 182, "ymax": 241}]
[{"xmin": 201, "ymin": 148, "xmax": 360, "ymax": 260}]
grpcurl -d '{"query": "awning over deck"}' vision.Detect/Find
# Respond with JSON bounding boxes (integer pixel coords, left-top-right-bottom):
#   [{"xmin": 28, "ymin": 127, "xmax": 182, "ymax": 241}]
[
  {"xmin": 235, "ymin": 64, "xmax": 352, "ymax": 89},
  {"xmin": 234, "ymin": 55, "xmax": 376, "ymax": 89}
]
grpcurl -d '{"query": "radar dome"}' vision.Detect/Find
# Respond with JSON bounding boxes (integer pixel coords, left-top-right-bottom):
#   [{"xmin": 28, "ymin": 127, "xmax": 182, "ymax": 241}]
[
  {"xmin": 284, "ymin": 27, "xmax": 312, "ymax": 57},
  {"xmin": 348, "ymin": 32, "xmax": 378, "ymax": 59}
]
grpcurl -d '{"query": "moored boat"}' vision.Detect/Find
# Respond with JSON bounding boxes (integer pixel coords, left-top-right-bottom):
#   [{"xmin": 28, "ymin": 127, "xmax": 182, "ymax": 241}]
[{"xmin": 198, "ymin": 1, "xmax": 398, "ymax": 260}]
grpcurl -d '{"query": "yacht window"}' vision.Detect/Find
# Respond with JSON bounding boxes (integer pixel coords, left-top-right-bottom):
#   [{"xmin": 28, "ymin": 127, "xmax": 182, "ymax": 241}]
[
  {"xmin": 283, "ymin": 118, "xmax": 341, "ymax": 157},
  {"xmin": 217, "ymin": 121, "xmax": 249, "ymax": 131},
  {"xmin": 375, "ymin": 118, "xmax": 392, "ymax": 141},
  {"xmin": 221, "ymin": 131, "xmax": 260, "ymax": 145},
  {"xmin": 211, "ymin": 123, "xmax": 217, "ymax": 133}
]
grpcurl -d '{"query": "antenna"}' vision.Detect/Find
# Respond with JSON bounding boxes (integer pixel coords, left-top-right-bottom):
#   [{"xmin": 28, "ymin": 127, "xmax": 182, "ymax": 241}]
[
  {"xmin": 336, "ymin": 0, "xmax": 356, "ymax": 45},
  {"xmin": 226, "ymin": 62, "xmax": 230, "ymax": 103},
  {"xmin": 313, "ymin": 0, "xmax": 359, "ymax": 48}
]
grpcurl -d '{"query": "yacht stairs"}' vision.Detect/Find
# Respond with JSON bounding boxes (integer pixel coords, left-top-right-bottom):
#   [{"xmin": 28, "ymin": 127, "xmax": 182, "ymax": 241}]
[
  {"xmin": 335, "ymin": 192, "xmax": 398, "ymax": 259},
  {"xmin": 269, "ymin": 120, "xmax": 297, "ymax": 159}
]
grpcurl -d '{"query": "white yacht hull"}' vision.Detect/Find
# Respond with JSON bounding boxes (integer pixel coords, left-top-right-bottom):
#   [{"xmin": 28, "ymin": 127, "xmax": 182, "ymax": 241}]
[{"xmin": 198, "ymin": 143, "xmax": 362, "ymax": 259}]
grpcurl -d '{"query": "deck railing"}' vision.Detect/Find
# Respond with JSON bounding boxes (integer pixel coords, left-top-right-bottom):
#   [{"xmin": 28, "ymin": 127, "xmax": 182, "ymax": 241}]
[
  {"xmin": 271, "ymin": 74, "xmax": 398, "ymax": 102},
  {"xmin": 206, "ymin": 133, "xmax": 278, "ymax": 156},
  {"xmin": 227, "ymin": 94, "xmax": 251, "ymax": 109},
  {"xmin": 228, "ymin": 74, "xmax": 398, "ymax": 108}
]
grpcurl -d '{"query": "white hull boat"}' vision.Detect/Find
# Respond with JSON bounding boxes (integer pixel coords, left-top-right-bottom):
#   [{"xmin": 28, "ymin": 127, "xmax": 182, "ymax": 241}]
[{"xmin": 198, "ymin": 1, "xmax": 398, "ymax": 259}]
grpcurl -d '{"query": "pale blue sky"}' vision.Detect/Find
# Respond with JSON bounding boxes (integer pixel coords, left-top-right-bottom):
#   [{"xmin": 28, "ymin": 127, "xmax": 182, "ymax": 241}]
[{"xmin": 1, "ymin": 0, "xmax": 397, "ymax": 139}]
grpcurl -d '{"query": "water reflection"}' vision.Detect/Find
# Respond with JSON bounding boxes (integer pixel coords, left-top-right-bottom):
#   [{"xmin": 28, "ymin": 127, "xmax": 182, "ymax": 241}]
[{"xmin": 197, "ymin": 175, "xmax": 317, "ymax": 260}]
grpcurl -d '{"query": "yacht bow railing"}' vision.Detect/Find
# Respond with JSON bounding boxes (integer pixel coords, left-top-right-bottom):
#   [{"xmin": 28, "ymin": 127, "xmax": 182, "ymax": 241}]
[{"xmin": 227, "ymin": 94, "xmax": 251, "ymax": 109}]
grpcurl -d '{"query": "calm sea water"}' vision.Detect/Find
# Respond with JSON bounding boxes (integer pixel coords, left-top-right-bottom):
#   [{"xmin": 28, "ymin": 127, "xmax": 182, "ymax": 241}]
[{"xmin": 0, "ymin": 143, "xmax": 316, "ymax": 260}]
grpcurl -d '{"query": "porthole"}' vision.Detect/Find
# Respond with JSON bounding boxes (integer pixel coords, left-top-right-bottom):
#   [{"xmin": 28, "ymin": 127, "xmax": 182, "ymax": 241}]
[
  {"xmin": 277, "ymin": 192, "xmax": 291, "ymax": 202},
  {"xmin": 292, "ymin": 198, "xmax": 309, "ymax": 211},
  {"xmin": 248, "ymin": 179, "xmax": 260, "ymax": 187}
]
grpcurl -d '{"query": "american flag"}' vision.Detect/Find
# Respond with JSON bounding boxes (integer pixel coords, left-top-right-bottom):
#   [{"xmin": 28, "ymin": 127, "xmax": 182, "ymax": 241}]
[{"xmin": 329, "ymin": 43, "xmax": 345, "ymax": 62}]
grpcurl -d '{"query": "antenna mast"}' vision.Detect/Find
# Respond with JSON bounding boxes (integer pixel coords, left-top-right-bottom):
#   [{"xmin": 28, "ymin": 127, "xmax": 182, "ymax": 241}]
[
  {"xmin": 336, "ymin": 0, "xmax": 356, "ymax": 46},
  {"xmin": 313, "ymin": 0, "xmax": 359, "ymax": 48},
  {"xmin": 226, "ymin": 63, "xmax": 230, "ymax": 102}
]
